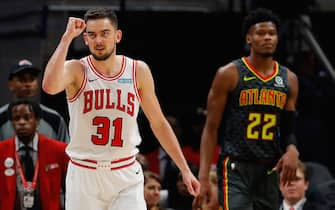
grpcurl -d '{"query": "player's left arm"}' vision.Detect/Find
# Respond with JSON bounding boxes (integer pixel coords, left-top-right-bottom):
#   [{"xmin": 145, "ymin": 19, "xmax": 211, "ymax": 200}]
[
  {"xmin": 135, "ymin": 60, "xmax": 200, "ymax": 196},
  {"xmin": 275, "ymin": 69, "xmax": 300, "ymax": 185}
]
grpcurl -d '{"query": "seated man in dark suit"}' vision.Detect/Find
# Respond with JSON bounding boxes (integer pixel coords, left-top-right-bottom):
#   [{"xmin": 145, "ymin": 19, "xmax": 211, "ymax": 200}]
[{"xmin": 0, "ymin": 99, "xmax": 69, "ymax": 210}]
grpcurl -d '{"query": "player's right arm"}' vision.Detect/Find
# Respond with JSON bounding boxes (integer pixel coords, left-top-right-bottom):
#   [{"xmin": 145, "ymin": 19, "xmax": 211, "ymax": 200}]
[
  {"xmin": 193, "ymin": 63, "xmax": 238, "ymax": 209},
  {"xmin": 42, "ymin": 17, "xmax": 86, "ymax": 96}
]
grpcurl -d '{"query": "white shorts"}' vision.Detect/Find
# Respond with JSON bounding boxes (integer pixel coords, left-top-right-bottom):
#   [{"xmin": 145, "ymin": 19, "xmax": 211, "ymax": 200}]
[{"xmin": 65, "ymin": 157, "xmax": 146, "ymax": 210}]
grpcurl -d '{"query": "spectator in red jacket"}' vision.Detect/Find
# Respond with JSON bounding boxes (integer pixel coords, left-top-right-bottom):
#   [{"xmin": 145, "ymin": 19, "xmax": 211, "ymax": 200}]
[{"xmin": 0, "ymin": 99, "xmax": 69, "ymax": 210}]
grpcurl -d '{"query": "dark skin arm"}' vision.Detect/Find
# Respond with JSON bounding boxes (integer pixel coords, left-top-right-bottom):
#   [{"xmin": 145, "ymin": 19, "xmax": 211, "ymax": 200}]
[
  {"xmin": 273, "ymin": 69, "xmax": 300, "ymax": 185},
  {"xmin": 193, "ymin": 63, "xmax": 238, "ymax": 209}
]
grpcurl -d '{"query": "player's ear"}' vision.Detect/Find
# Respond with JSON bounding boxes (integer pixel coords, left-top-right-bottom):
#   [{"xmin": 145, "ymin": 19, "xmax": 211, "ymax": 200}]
[
  {"xmin": 115, "ymin": 29, "xmax": 122, "ymax": 44},
  {"xmin": 246, "ymin": 34, "xmax": 251, "ymax": 45}
]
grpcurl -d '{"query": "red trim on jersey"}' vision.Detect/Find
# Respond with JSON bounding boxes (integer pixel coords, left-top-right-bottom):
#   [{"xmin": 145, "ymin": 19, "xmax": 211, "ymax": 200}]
[
  {"xmin": 133, "ymin": 60, "xmax": 142, "ymax": 102},
  {"xmin": 70, "ymin": 155, "xmax": 136, "ymax": 170},
  {"xmin": 110, "ymin": 160, "xmax": 136, "ymax": 170},
  {"xmin": 82, "ymin": 159, "xmax": 98, "ymax": 163},
  {"xmin": 70, "ymin": 159, "xmax": 96, "ymax": 170},
  {"xmin": 242, "ymin": 56, "xmax": 278, "ymax": 82},
  {"xmin": 70, "ymin": 159, "xmax": 136, "ymax": 171},
  {"xmin": 88, "ymin": 55, "xmax": 125, "ymax": 81},
  {"xmin": 111, "ymin": 155, "xmax": 135, "ymax": 163},
  {"xmin": 68, "ymin": 63, "xmax": 87, "ymax": 102}
]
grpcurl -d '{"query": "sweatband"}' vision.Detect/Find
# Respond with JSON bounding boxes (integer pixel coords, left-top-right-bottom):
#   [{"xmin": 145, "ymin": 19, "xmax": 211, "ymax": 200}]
[{"xmin": 280, "ymin": 111, "xmax": 297, "ymax": 149}]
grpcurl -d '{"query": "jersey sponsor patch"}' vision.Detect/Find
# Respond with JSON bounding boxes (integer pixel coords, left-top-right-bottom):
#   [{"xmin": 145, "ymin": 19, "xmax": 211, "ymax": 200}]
[
  {"xmin": 274, "ymin": 76, "xmax": 285, "ymax": 87},
  {"xmin": 118, "ymin": 78, "xmax": 132, "ymax": 83}
]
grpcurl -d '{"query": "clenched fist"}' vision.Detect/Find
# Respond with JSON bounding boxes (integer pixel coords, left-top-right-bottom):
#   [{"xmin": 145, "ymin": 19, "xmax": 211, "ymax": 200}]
[{"xmin": 64, "ymin": 17, "xmax": 86, "ymax": 39}]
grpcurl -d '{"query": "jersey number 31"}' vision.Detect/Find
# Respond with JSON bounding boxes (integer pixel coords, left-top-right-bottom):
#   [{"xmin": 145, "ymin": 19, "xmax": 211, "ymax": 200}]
[{"xmin": 91, "ymin": 116, "xmax": 123, "ymax": 147}]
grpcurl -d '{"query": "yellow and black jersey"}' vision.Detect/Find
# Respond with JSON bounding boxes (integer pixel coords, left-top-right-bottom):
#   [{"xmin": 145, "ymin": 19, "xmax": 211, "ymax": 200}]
[{"xmin": 220, "ymin": 57, "xmax": 289, "ymax": 160}]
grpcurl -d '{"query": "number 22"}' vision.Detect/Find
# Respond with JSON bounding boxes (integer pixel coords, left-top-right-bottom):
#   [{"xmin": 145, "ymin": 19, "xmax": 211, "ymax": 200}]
[{"xmin": 246, "ymin": 113, "xmax": 276, "ymax": 141}]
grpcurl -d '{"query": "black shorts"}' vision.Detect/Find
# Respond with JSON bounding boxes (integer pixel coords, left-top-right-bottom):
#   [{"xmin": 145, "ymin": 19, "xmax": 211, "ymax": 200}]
[{"xmin": 217, "ymin": 156, "xmax": 280, "ymax": 210}]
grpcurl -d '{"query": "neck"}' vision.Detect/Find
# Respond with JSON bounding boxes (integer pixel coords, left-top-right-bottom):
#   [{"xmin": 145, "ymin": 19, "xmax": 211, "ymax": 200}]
[
  {"xmin": 246, "ymin": 55, "xmax": 274, "ymax": 75},
  {"xmin": 19, "ymin": 135, "xmax": 35, "ymax": 145},
  {"xmin": 90, "ymin": 54, "xmax": 122, "ymax": 76},
  {"xmin": 14, "ymin": 95, "xmax": 40, "ymax": 102},
  {"xmin": 285, "ymin": 197, "xmax": 304, "ymax": 207}
]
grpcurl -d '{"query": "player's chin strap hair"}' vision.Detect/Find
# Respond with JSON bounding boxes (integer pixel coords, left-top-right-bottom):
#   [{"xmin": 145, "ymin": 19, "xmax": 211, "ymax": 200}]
[{"xmin": 280, "ymin": 110, "xmax": 297, "ymax": 150}]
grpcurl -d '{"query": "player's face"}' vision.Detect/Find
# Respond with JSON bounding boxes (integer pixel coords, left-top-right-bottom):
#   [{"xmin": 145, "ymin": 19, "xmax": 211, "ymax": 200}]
[
  {"xmin": 279, "ymin": 169, "xmax": 308, "ymax": 204},
  {"xmin": 246, "ymin": 21, "xmax": 278, "ymax": 57},
  {"xmin": 11, "ymin": 104, "xmax": 38, "ymax": 143},
  {"xmin": 144, "ymin": 178, "xmax": 161, "ymax": 207},
  {"xmin": 84, "ymin": 18, "xmax": 122, "ymax": 61},
  {"xmin": 8, "ymin": 72, "xmax": 39, "ymax": 98}
]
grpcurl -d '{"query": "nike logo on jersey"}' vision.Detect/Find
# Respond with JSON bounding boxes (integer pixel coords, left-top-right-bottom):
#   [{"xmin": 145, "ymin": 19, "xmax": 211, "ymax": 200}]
[
  {"xmin": 88, "ymin": 78, "xmax": 98, "ymax": 82},
  {"xmin": 243, "ymin": 76, "xmax": 256, "ymax": 81}
]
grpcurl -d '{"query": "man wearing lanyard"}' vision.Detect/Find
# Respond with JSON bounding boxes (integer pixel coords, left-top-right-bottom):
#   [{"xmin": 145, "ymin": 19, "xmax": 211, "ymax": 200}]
[{"xmin": 0, "ymin": 99, "xmax": 69, "ymax": 210}]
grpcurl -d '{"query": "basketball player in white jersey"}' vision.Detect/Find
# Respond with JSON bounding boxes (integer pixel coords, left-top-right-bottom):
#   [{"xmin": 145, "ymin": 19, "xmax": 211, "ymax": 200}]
[{"xmin": 42, "ymin": 7, "xmax": 200, "ymax": 210}]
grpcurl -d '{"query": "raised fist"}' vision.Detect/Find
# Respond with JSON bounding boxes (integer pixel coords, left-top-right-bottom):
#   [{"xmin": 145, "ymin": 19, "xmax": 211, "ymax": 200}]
[{"xmin": 64, "ymin": 17, "xmax": 86, "ymax": 39}]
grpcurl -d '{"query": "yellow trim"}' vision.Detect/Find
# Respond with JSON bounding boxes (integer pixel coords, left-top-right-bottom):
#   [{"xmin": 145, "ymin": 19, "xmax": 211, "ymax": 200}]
[{"xmin": 223, "ymin": 157, "xmax": 230, "ymax": 210}]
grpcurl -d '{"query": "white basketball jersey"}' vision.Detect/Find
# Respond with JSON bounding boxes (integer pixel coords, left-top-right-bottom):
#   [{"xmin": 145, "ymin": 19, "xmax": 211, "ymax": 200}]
[{"xmin": 66, "ymin": 55, "xmax": 141, "ymax": 160}]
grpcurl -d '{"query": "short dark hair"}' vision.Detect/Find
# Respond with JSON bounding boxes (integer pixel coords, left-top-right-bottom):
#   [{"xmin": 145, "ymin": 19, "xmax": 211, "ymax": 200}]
[
  {"xmin": 8, "ymin": 99, "xmax": 42, "ymax": 120},
  {"xmin": 84, "ymin": 7, "xmax": 118, "ymax": 28},
  {"xmin": 242, "ymin": 8, "xmax": 280, "ymax": 38}
]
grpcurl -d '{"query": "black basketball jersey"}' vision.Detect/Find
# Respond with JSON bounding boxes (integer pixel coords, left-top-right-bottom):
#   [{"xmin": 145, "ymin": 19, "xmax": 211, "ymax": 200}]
[{"xmin": 219, "ymin": 57, "xmax": 289, "ymax": 160}]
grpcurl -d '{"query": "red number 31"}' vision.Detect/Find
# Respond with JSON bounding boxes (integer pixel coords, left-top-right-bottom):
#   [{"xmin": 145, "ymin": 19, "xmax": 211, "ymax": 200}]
[{"xmin": 91, "ymin": 116, "xmax": 123, "ymax": 147}]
